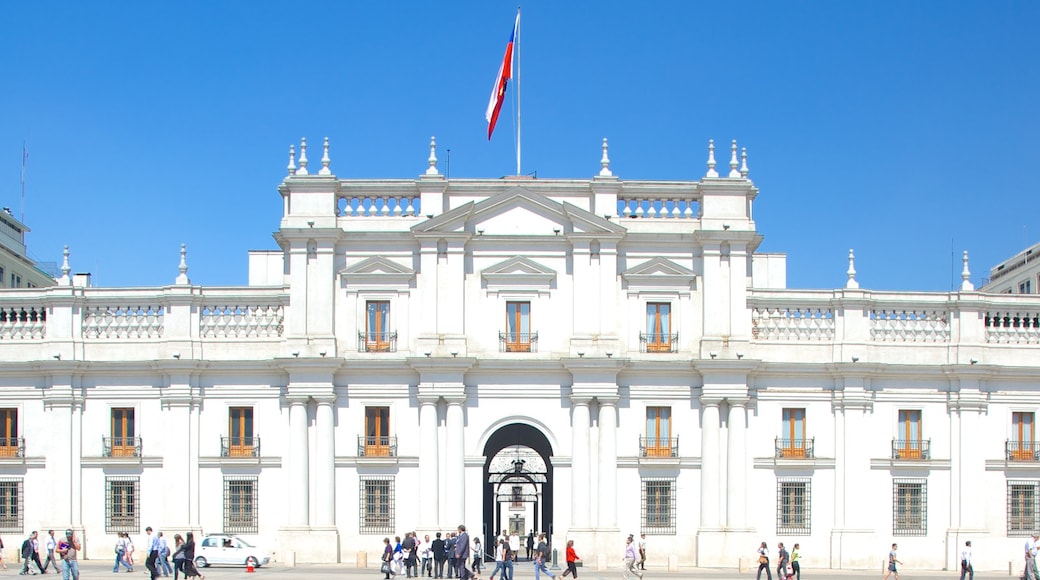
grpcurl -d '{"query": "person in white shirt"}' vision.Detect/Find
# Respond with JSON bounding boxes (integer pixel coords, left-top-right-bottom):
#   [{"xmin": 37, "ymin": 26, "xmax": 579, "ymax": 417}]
[
  {"xmin": 1025, "ymin": 534, "xmax": 1039, "ymax": 580},
  {"xmin": 421, "ymin": 535, "xmax": 433, "ymax": 578},
  {"xmin": 145, "ymin": 527, "xmax": 161, "ymax": 580},
  {"xmin": 41, "ymin": 530, "xmax": 58, "ymax": 574},
  {"xmin": 959, "ymin": 540, "xmax": 973, "ymax": 580}
]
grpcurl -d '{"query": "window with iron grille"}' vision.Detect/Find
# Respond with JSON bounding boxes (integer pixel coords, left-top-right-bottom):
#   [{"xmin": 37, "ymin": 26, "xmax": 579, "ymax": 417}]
[
  {"xmin": 360, "ymin": 476, "xmax": 394, "ymax": 534},
  {"xmin": 893, "ymin": 478, "xmax": 927, "ymax": 536},
  {"xmin": 0, "ymin": 478, "xmax": 22, "ymax": 533},
  {"xmin": 106, "ymin": 476, "xmax": 139, "ymax": 533},
  {"xmin": 641, "ymin": 478, "xmax": 676, "ymax": 534},
  {"xmin": 776, "ymin": 477, "xmax": 811, "ymax": 535},
  {"xmin": 224, "ymin": 477, "xmax": 258, "ymax": 534},
  {"xmin": 1008, "ymin": 481, "xmax": 1040, "ymax": 536}
]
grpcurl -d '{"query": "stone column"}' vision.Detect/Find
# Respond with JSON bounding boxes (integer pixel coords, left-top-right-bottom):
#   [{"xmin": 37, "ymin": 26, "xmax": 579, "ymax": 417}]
[
  {"xmin": 726, "ymin": 398, "xmax": 747, "ymax": 530},
  {"xmin": 314, "ymin": 397, "xmax": 336, "ymax": 528},
  {"xmin": 288, "ymin": 396, "xmax": 310, "ymax": 527},
  {"xmin": 598, "ymin": 398, "xmax": 618, "ymax": 529},
  {"xmin": 418, "ymin": 397, "xmax": 440, "ymax": 529},
  {"xmin": 571, "ymin": 398, "xmax": 591, "ymax": 528},
  {"xmin": 700, "ymin": 399, "xmax": 721, "ymax": 529},
  {"xmin": 446, "ymin": 399, "xmax": 465, "ymax": 524}
]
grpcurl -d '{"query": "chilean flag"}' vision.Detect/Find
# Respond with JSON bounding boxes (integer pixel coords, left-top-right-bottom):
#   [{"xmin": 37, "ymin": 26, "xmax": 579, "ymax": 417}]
[{"xmin": 485, "ymin": 12, "xmax": 519, "ymax": 140}]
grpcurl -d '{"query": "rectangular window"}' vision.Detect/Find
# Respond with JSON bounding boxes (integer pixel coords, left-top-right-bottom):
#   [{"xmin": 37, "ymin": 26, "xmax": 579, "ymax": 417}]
[
  {"xmin": 776, "ymin": 478, "xmax": 811, "ymax": 535},
  {"xmin": 1009, "ymin": 481, "xmax": 1040, "ymax": 535},
  {"xmin": 106, "ymin": 476, "xmax": 140, "ymax": 533},
  {"xmin": 511, "ymin": 486, "xmax": 524, "ymax": 510},
  {"xmin": 645, "ymin": 407, "xmax": 672, "ymax": 457},
  {"xmin": 1021, "ymin": 280, "xmax": 1033, "ymax": 294},
  {"xmin": 641, "ymin": 478, "xmax": 676, "ymax": 534},
  {"xmin": 897, "ymin": 410, "xmax": 923, "ymax": 459},
  {"xmin": 365, "ymin": 301, "xmax": 392, "ymax": 352},
  {"xmin": 1012, "ymin": 412, "xmax": 1036, "ymax": 460},
  {"xmin": 893, "ymin": 479, "xmax": 927, "ymax": 536},
  {"xmin": 0, "ymin": 478, "xmax": 22, "ymax": 532},
  {"xmin": 781, "ymin": 408, "xmax": 807, "ymax": 457},
  {"xmin": 504, "ymin": 301, "xmax": 532, "ymax": 352},
  {"xmin": 13, "ymin": 275, "xmax": 19, "ymax": 288},
  {"xmin": 0, "ymin": 409, "xmax": 17, "ymax": 457},
  {"xmin": 224, "ymin": 477, "xmax": 258, "ymax": 534},
  {"xmin": 110, "ymin": 408, "xmax": 136, "ymax": 457},
  {"xmin": 645, "ymin": 303, "xmax": 673, "ymax": 352},
  {"xmin": 228, "ymin": 407, "xmax": 254, "ymax": 456},
  {"xmin": 365, "ymin": 406, "xmax": 391, "ymax": 456},
  {"xmin": 0, "ymin": 267, "xmax": 5, "ymax": 287},
  {"xmin": 360, "ymin": 476, "xmax": 395, "ymax": 534}
]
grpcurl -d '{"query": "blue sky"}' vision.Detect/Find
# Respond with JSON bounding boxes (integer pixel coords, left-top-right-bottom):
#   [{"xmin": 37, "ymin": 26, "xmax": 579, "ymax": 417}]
[{"xmin": 2, "ymin": 1, "xmax": 1037, "ymax": 291}]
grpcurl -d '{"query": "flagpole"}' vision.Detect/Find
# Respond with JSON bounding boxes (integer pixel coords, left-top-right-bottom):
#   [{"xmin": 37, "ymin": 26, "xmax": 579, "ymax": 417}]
[
  {"xmin": 20, "ymin": 141, "xmax": 27, "ymax": 222},
  {"xmin": 515, "ymin": 7, "xmax": 521, "ymax": 176}
]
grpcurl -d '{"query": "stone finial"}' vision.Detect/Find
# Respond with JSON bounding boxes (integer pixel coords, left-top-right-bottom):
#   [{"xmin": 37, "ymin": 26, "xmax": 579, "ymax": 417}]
[
  {"xmin": 61, "ymin": 245, "xmax": 71, "ymax": 278},
  {"xmin": 961, "ymin": 250, "xmax": 975, "ymax": 291},
  {"xmin": 740, "ymin": 147, "xmax": 749, "ymax": 178},
  {"xmin": 287, "ymin": 144, "xmax": 297, "ymax": 176},
  {"xmin": 728, "ymin": 140, "xmax": 741, "ymax": 177},
  {"xmin": 426, "ymin": 136, "xmax": 439, "ymax": 175},
  {"xmin": 705, "ymin": 139, "xmax": 718, "ymax": 178},
  {"xmin": 846, "ymin": 248, "xmax": 859, "ymax": 289},
  {"xmin": 297, "ymin": 137, "xmax": 309, "ymax": 175},
  {"xmin": 176, "ymin": 243, "xmax": 190, "ymax": 285},
  {"xmin": 599, "ymin": 138, "xmax": 612, "ymax": 177},
  {"xmin": 319, "ymin": 137, "xmax": 332, "ymax": 175}
]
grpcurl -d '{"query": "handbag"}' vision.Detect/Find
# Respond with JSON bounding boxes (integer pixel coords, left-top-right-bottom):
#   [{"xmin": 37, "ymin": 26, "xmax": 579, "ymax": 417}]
[
  {"xmin": 758, "ymin": 555, "xmax": 768, "ymax": 565},
  {"xmin": 381, "ymin": 562, "xmax": 392, "ymax": 574}
]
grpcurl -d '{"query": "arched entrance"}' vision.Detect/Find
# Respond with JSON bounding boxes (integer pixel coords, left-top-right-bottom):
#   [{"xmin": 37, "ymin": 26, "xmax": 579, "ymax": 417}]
[{"xmin": 482, "ymin": 423, "xmax": 554, "ymax": 561}]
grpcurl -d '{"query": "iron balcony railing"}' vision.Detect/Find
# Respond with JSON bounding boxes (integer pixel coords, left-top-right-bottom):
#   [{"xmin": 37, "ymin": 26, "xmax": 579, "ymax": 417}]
[
  {"xmin": 221, "ymin": 436, "xmax": 260, "ymax": 458},
  {"xmin": 499, "ymin": 332, "xmax": 538, "ymax": 353},
  {"xmin": 0, "ymin": 437, "xmax": 25, "ymax": 458},
  {"xmin": 639, "ymin": 436, "xmax": 679, "ymax": 458},
  {"xmin": 103, "ymin": 436, "xmax": 142, "ymax": 458},
  {"xmin": 775, "ymin": 437, "xmax": 815, "ymax": 459},
  {"xmin": 892, "ymin": 438, "xmax": 931, "ymax": 460},
  {"xmin": 358, "ymin": 331, "xmax": 398, "ymax": 353},
  {"xmin": 358, "ymin": 435, "xmax": 398, "ymax": 457},
  {"xmin": 639, "ymin": 332, "xmax": 679, "ymax": 353},
  {"xmin": 1006, "ymin": 440, "xmax": 1040, "ymax": 461}
]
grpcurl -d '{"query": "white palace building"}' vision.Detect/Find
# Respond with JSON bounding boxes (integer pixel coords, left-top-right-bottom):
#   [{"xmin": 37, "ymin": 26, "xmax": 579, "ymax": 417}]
[{"xmin": 1, "ymin": 136, "xmax": 1039, "ymax": 572}]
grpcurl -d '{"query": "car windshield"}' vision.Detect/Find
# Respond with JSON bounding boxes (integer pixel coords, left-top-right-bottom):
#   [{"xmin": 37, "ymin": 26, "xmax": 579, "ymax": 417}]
[{"xmin": 231, "ymin": 537, "xmax": 253, "ymax": 547}]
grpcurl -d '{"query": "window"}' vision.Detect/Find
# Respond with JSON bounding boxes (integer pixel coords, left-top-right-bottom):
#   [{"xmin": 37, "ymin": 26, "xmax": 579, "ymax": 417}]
[
  {"xmin": 224, "ymin": 477, "xmax": 258, "ymax": 534},
  {"xmin": 641, "ymin": 478, "xmax": 676, "ymax": 534},
  {"xmin": 0, "ymin": 409, "xmax": 17, "ymax": 457},
  {"xmin": 228, "ymin": 407, "xmax": 254, "ymax": 456},
  {"xmin": 110, "ymin": 408, "xmax": 136, "ymax": 457},
  {"xmin": 0, "ymin": 267, "xmax": 4, "ymax": 287},
  {"xmin": 106, "ymin": 476, "xmax": 139, "ymax": 533},
  {"xmin": 896, "ymin": 410, "xmax": 923, "ymax": 459},
  {"xmin": 504, "ymin": 301, "xmax": 532, "ymax": 352},
  {"xmin": 776, "ymin": 478, "xmax": 811, "ymax": 535},
  {"xmin": 645, "ymin": 407, "xmax": 672, "ymax": 457},
  {"xmin": 0, "ymin": 478, "xmax": 22, "ymax": 532},
  {"xmin": 365, "ymin": 301, "xmax": 393, "ymax": 352},
  {"xmin": 645, "ymin": 303, "xmax": 674, "ymax": 352},
  {"xmin": 511, "ymin": 486, "xmax": 524, "ymax": 509},
  {"xmin": 360, "ymin": 476, "xmax": 394, "ymax": 533},
  {"xmin": 365, "ymin": 406, "xmax": 391, "ymax": 456},
  {"xmin": 1009, "ymin": 481, "xmax": 1040, "ymax": 535},
  {"xmin": 893, "ymin": 479, "xmax": 927, "ymax": 536},
  {"xmin": 1021, "ymin": 280, "xmax": 1033, "ymax": 294},
  {"xmin": 781, "ymin": 408, "xmax": 807, "ymax": 457},
  {"xmin": 1012, "ymin": 412, "xmax": 1036, "ymax": 460}
]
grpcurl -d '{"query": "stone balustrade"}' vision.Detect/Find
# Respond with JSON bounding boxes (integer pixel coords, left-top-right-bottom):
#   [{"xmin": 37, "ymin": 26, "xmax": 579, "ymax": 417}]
[{"xmin": 617, "ymin": 196, "xmax": 698, "ymax": 219}]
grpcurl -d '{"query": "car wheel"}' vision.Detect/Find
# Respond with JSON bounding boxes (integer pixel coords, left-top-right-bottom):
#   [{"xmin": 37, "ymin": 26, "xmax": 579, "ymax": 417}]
[
  {"xmin": 246, "ymin": 556, "xmax": 259, "ymax": 568},
  {"xmin": 195, "ymin": 556, "xmax": 208, "ymax": 568}
]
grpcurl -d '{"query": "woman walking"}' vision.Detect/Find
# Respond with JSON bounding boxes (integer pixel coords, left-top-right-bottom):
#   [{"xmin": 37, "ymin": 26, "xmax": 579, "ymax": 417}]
[
  {"xmin": 790, "ymin": 544, "xmax": 801, "ymax": 580},
  {"xmin": 383, "ymin": 537, "xmax": 396, "ymax": 579},
  {"xmin": 472, "ymin": 537, "xmax": 483, "ymax": 574},
  {"xmin": 622, "ymin": 535, "xmax": 642, "ymax": 580},
  {"xmin": 181, "ymin": 532, "xmax": 203, "ymax": 580},
  {"xmin": 171, "ymin": 535, "xmax": 186, "ymax": 580},
  {"xmin": 755, "ymin": 541, "xmax": 772, "ymax": 580},
  {"xmin": 561, "ymin": 540, "xmax": 579, "ymax": 578}
]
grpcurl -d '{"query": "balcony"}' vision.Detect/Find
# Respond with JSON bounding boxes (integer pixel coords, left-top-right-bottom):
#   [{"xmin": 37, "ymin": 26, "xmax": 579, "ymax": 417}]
[
  {"xmin": 775, "ymin": 437, "xmax": 815, "ymax": 459},
  {"xmin": 103, "ymin": 436, "xmax": 142, "ymax": 458},
  {"xmin": 639, "ymin": 332, "xmax": 679, "ymax": 353},
  {"xmin": 892, "ymin": 438, "xmax": 931, "ymax": 460},
  {"xmin": 358, "ymin": 435, "xmax": 398, "ymax": 457},
  {"xmin": 499, "ymin": 332, "xmax": 538, "ymax": 353},
  {"xmin": 221, "ymin": 436, "xmax": 260, "ymax": 458},
  {"xmin": 0, "ymin": 437, "xmax": 25, "ymax": 458},
  {"xmin": 358, "ymin": 331, "xmax": 398, "ymax": 353},
  {"xmin": 639, "ymin": 436, "xmax": 678, "ymax": 458},
  {"xmin": 1006, "ymin": 440, "xmax": 1040, "ymax": 461}
]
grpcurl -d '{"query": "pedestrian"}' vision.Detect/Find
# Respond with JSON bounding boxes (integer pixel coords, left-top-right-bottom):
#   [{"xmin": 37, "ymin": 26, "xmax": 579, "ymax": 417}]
[
  {"xmin": 960, "ymin": 540, "xmax": 973, "ymax": 580},
  {"xmin": 454, "ymin": 525, "xmax": 474, "ymax": 580},
  {"xmin": 638, "ymin": 534, "xmax": 646, "ymax": 570},
  {"xmin": 432, "ymin": 533, "xmax": 447, "ymax": 579},
  {"xmin": 472, "ymin": 537, "xmax": 483, "ymax": 574},
  {"xmin": 158, "ymin": 532, "xmax": 173, "ymax": 577},
  {"xmin": 180, "ymin": 532, "xmax": 203, "ymax": 580},
  {"xmin": 404, "ymin": 532, "xmax": 418, "ymax": 578},
  {"xmin": 489, "ymin": 538, "xmax": 515, "ymax": 580},
  {"xmin": 171, "ymin": 535, "xmax": 186, "ymax": 580},
  {"xmin": 0, "ymin": 533, "xmax": 6, "ymax": 570},
  {"xmin": 41, "ymin": 530, "xmax": 58, "ymax": 574},
  {"xmin": 534, "ymin": 533, "xmax": 555, "ymax": 580},
  {"xmin": 1027, "ymin": 534, "xmax": 1039, "ymax": 580},
  {"xmin": 383, "ymin": 537, "xmax": 396, "ymax": 580},
  {"xmin": 526, "ymin": 532, "xmax": 534, "ymax": 561},
  {"xmin": 56, "ymin": 529, "xmax": 80, "ymax": 580},
  {"xmin": 125, "ymin": 533, "xmax": 136, "ymax": 569},
  {"xmin": 755, "ymin": 541, "xmax": 771, "ymax": 580},
  {"xmin": 20, "ymin": 530, "xmax": 42, "ymax": 575},
  {"xmin": 145, "ymin": 526, "xmax": 160, "ymax": 580},
  {"xmin": 790, "ymin": 544, "xmax": 801, "ymax": 580},
  {"xmin": 622, "ymin": 535, "xmax": 641, "ymax": 580},
  {"xmin": 776, "ymin": 543, "xmax": 789, "ymax": 580},
  {"xmin": 561, "ymin": 540, "xmax": 579, "ymax": 578},
  {"xmin": 394, "ymin": 535, "xmax": 405, "ymax": 576},
  {"xmin": 882, "ymin": 543, "xmax": 902, "ymax": 580},
  {"xmin": 113, "ymin": 532, "xmax": 132, "ymax": 573},
  {"xmin": 446, "ymin": 533, "xmax": 457, "ymax": 579}
]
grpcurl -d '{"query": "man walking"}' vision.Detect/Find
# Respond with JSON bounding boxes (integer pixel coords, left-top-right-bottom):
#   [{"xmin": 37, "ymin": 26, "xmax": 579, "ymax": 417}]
[
  {"xmin": 446, "ymin": 533, "xmax": 457, "ymax": 578},
  {"xmin": 144, "ymin": 527, "xmax": 160, "ymax": 580},
  {"xmin": 41, "ymin": 531, "xmax": 57, "ymax": 574},
  {"xmin": 20, "ymin": 531, "xmax": 42, "ymax": 575},
  {"xmin": 432, "ymin": 533, "xmax": 447, "ymax": 579},
  {"xmin": 56, "ymin": 529, "xmax": 80, "ymax": 580},
  {"xmin": 622, "ymin": 535, "xmax": 642, "ymax": 580},
  {"xmin": 1027, "ymin": 535, "xmax": 1038, "ymax": 580},
  {"xmin": 776, "ymin": 543, "xmax": 789, "ymax": 580},
  {"xmin": 534, "ymin": 533, "xmax": 555, "ymax": 580},
  {"xmin": 960, "ymin": 540, "xmax": 973, "ymax": 580},
  {"xmin": 454, "ymin": 526, "xmax": 473, "ymax": 580}
]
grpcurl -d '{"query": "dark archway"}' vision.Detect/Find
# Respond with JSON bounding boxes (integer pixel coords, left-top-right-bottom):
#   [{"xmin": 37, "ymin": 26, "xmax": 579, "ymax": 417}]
[{"xmin": 482, "ymin": 423, "xmax": 554, "ymax": 561}]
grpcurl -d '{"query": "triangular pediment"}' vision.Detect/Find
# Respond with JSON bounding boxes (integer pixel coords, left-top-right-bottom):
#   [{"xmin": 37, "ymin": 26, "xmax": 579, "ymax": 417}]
[
  {"xmin": 481, "ymin": 256, "xmax": 557, "ymax": 292},
  {"xmin": 622, "ymin": 257, "xmax": 696, "ymax": 289},
  {"xmin": 340, "ymin": 256, "xmax": 415, "ymax": 290}
]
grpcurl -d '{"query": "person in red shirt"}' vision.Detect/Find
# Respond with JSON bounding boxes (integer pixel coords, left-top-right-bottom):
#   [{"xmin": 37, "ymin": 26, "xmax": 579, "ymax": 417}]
[{"xmin": 561, "ymin": 540, "xmax": 579, "ymax": 578}]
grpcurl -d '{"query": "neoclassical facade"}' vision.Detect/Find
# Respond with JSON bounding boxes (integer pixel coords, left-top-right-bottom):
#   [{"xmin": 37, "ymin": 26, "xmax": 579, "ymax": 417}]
[{"xmin": 0, "ymin": 136, "xmax": 1038, "ymax": 571}]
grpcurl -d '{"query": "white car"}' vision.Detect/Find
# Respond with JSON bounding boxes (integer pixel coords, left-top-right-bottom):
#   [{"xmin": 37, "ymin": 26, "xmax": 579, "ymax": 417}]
[{"xmin": 195, "ymin": 534, "xmax": 271, "ymax": 568}]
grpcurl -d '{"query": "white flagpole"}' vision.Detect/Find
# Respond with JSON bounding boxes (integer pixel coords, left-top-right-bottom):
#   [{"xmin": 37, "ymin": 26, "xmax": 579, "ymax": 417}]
[
  {"xmin": 515, "ymin": 8, "xmax": 521, "ymax": 176},
  {"xmin": 20, "ymin": 141, "xmax": 27, "ymax": 222}
]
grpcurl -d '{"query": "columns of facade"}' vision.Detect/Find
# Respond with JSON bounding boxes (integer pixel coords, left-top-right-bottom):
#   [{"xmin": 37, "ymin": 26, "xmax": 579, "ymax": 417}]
[
  {"xmin": 571, "ymin": 398, "xmax": 591, "ymax": 528},
  {"xmin": 832, "ymin": 405, "xmax": 846, "ymax": 531},
  {"xmin": 287, "ymin": 396, "xmax": 310, "ymax": 527},
  {"xmin": 445, "ymin": 399, "xmax": 465, "ymax": 524},
  {"xmin": 161, "ymin": 377, "xmax": 194, "ymax": 531},
  {"xmin": 44, "ymin": 389, "xmax": 73, "ymax": 530},
  {"xmin": 726, "ymin": 398, "xmax": 747, "ymax": 530},
  {"xmin": 598, "ymin": 398, "xmax": 618, "ymax": 530},
  {"xmin": 314, "ymin": 397, "xmax": 336, "ymax": 528},
  {"xmin": 418, "ymin": 397, "xmax": 440, "ymax": 529},
  {"xmin": 700, "ymin": 399, "xmax": 721, "ymax": 529}
]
